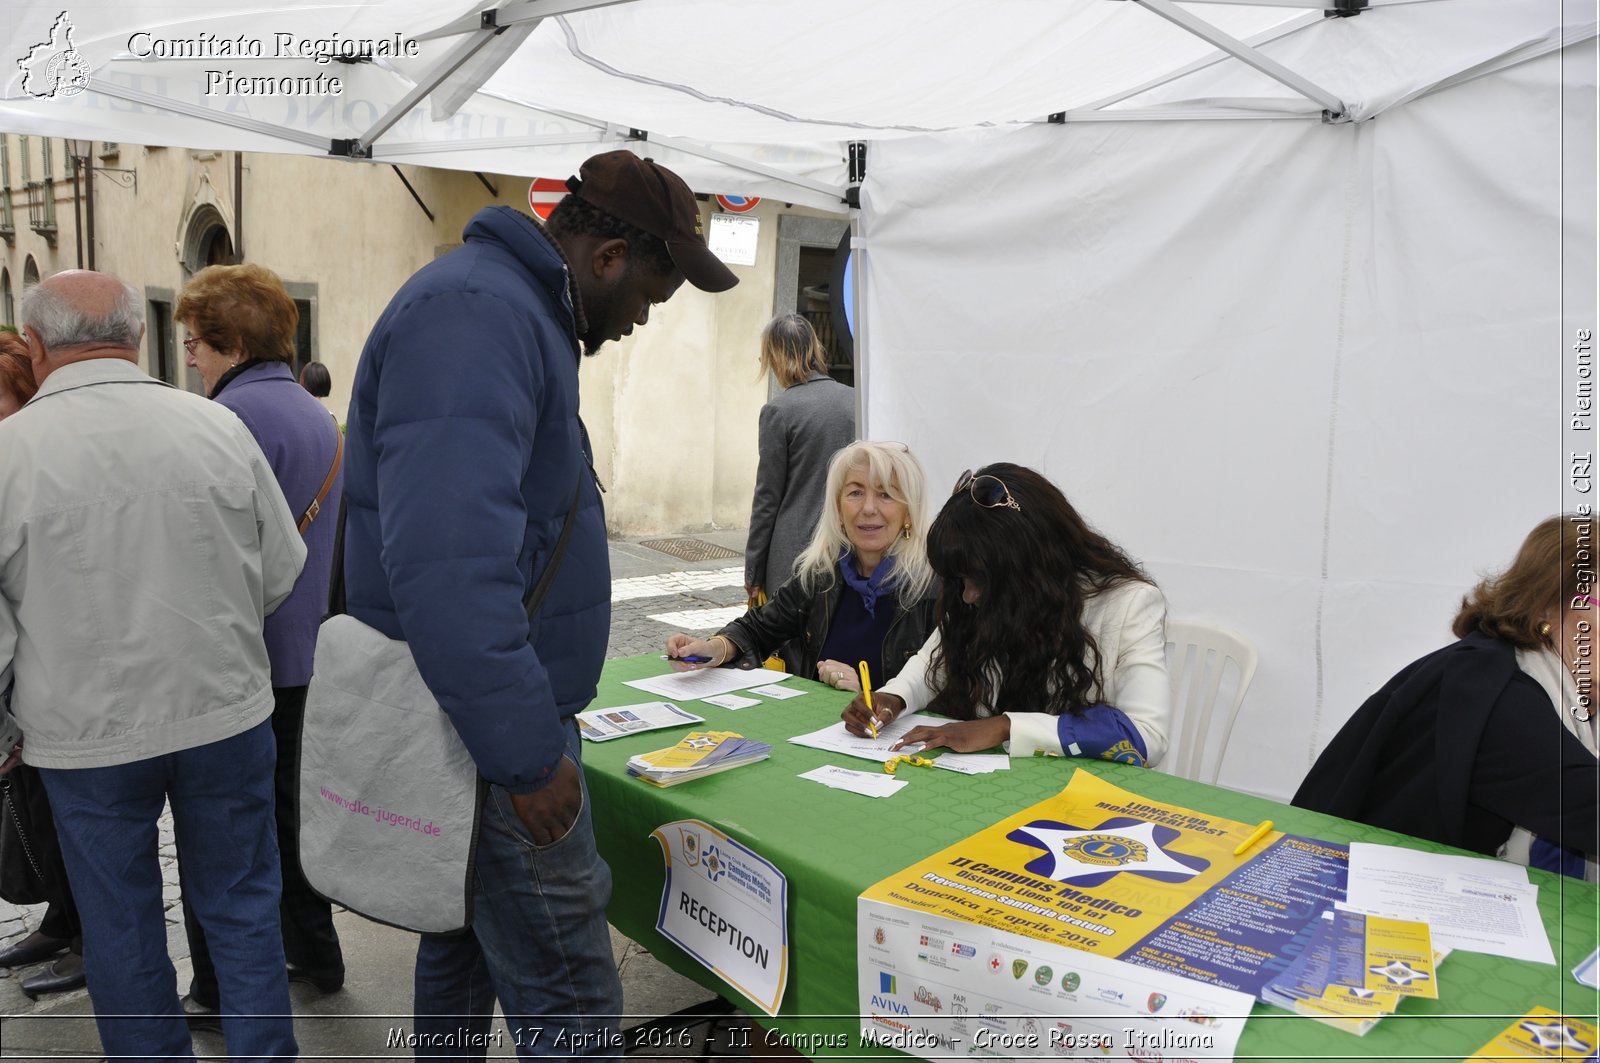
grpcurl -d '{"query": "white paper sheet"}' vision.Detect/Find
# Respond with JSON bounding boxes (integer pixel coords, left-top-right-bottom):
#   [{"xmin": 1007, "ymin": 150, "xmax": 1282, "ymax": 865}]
[
  {"xmin": 575, "ymin": 701, "xmax": 704, "ymax": 742},
  {"xmin": 749, "ymin": 683, "xmax": 805, "ymax": 700},
  {"xmin": 1342, "ymin": 843, "xmax": 1554, "ymax": 964},
  {"xmin": 624, "ymin": 667, "xmax": 793, "ymax": 700},
  {"xmin": 787, "ymin": 712, "xmax": 951, "ymax": 763},
  {"xmin": 799, "ymin": 764, "xmax": 909, "ymax": 798},
  {"xmin": 932, "ymin": 753, "xmax": 1010, "ymax": 775},
  {"xmin": 703, "ymin": 693, "xmax": 762, "ymax": 710}
]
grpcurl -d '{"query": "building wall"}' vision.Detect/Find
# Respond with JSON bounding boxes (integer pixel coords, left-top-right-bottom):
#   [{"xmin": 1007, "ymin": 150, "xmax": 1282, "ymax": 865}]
[{"xmin": 0, "ymin": 135, "xmax": 848, "ymax": 536}]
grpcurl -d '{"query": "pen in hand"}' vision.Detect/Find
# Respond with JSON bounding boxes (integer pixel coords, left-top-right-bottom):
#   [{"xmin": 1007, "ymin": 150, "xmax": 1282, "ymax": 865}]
[
  {"xmin": 858, "ymin": 661, "xmax": 878, "ymax": 738},
  {"xmin": 662, "ymin": 654, "xmax": 712, "ymax": 664}
]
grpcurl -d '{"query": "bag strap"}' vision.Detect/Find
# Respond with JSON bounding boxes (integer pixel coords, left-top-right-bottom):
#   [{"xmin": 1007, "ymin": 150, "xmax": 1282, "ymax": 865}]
[
  {"xmin": 297, "ymin": 422, "xmax": 344, "ymax": 534},
  {"xmin": 524, "ymin": 478, "xmax": 583, "ymax": 617},
  {"xmin": 327, "ymin": 476, "xmax": 584, "ymax": 621}
]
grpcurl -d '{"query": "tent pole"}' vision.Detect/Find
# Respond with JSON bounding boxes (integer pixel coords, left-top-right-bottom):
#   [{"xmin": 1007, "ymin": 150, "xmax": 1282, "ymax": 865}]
[
  {"xmin": 415, "ymin": 0, "xmax": 642, "ymax": 42},
  {"xmin": 355, "ymin": 27, "xmax": 510, "ymax": 155},
  {"xmin": 1071, "ymin": 11, "xmax": 1322, "ymax": 115},
  {"xmin": 1131, "ymin": 0, "xmax": 1348, "ymax": 118},
  {"xmin": 629, "ymin": 134, "xmax": 847, "ymax": 203},
  {"xmin": 375, "ymin": 131, "xmax": 616, "ymax": 158},
  {"xmin": 84, "ymin": 78, "xmax": 330, "ymax": 151}
]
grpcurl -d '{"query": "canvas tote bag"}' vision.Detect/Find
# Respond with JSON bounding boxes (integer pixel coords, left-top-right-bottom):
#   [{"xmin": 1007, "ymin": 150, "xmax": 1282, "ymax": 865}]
[{"xmin": 298, "ymin": 485, "xmax": 580, "ymax": 933}]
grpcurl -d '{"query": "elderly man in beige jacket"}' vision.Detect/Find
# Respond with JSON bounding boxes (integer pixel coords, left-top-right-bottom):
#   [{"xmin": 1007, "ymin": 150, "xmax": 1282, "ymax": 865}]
[{"xmin": 0, "ymin": 270, "xmax": 305, "ymax": 1060}]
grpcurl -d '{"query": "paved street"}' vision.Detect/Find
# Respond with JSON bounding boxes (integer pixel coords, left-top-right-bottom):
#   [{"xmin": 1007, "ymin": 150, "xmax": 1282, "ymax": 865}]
[{"xmin": 0, "ymin": 530, "xmax": 756, "ymax": 1060}]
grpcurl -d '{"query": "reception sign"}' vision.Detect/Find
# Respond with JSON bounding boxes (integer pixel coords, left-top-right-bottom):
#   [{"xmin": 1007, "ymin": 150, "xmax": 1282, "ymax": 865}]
[{"xmin": 652, "ymin": 818, "xmax": 789, "ymax": 1015}]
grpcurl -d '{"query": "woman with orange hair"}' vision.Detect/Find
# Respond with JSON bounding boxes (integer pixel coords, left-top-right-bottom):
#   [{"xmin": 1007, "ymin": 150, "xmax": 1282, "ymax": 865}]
[{"xmin": 174, "ymin": 264, "xmax": 346, "ymax": 1025}]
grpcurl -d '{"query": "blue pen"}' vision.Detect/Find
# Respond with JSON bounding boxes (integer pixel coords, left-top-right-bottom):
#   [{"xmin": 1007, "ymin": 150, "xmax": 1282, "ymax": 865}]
[{"xmin": 662, "ymin": 654, "xmax": 712, "ymax": 663}]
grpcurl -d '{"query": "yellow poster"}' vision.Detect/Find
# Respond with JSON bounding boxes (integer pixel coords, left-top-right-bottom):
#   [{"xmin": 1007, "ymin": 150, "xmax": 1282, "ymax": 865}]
[{"xmin": 860, "ymin": 770, "xmax": 1289, "ymax": 960}]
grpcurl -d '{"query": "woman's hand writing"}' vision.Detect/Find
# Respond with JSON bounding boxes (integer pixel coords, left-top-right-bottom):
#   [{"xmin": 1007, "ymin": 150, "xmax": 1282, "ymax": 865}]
[{"xmin": 842, "ymin": 692, "xmax": 905, "ymax": 737}]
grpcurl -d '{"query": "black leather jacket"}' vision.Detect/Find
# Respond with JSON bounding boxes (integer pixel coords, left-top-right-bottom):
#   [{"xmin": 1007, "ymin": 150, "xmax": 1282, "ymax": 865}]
[{"xmin": 717, "ymin": 572, "xmax": 936, "ymax": 683}]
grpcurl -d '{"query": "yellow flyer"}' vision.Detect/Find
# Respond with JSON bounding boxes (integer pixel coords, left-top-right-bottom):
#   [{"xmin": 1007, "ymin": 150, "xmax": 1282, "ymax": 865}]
[
  {"xmin": 1294, "ymin": 984, "xmax": 1399, "ymax": 1035},
  {"xmin": 859, "ymin": 768, "xmax": 1349, "ymax": 998},
  {"xmin": 1358, "ymin": 914, "xmax": 1437, "ymax": 999},
  {"xmin": 1466, "ymin": 1006, "xmax": 1599, "ymax": 1060}
]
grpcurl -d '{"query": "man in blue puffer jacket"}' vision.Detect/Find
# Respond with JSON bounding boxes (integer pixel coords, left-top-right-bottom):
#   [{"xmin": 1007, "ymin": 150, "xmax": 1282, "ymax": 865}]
[{"xmin": 342, "ymin": 151, "xmax": 737, "ymax": 1055}]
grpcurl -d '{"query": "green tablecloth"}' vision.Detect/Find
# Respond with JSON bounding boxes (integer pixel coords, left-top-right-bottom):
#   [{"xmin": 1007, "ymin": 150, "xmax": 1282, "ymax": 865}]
[{"xmin": 583, "ymin": 654, "xmax": 1600, "ymax": 1060}]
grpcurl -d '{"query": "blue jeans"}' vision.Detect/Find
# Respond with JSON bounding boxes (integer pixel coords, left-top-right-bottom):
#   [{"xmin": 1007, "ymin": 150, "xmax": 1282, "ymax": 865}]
[
  {"xmin": 40, "ymin": 719, "xmax": 297, "ymax": 1063},
  {"xmin": 414, "ymin": 721, "xmax": 623, "ymax": 1059}
]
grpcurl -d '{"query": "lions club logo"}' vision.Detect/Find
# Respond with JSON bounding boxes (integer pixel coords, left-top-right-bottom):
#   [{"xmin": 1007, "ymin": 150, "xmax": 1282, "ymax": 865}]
[{"xmin": 1061, "ymin": 833, "xmax": 1149, "ymax": 867}]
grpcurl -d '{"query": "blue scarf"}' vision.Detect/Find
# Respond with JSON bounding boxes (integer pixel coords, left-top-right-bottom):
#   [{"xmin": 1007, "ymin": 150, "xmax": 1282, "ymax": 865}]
[{"xmin": 839, "ymin": 551, "xmax": 897, "ymax": 619}]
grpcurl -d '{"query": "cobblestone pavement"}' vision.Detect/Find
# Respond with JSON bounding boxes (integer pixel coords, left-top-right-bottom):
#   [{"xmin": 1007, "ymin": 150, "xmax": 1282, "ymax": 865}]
[{"xmin": 0, "ymin": 530, "xmax": 749, "ymax": 1036}]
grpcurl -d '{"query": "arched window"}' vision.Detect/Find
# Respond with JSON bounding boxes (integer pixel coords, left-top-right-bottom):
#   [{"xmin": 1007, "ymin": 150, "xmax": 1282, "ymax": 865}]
[
  {"xmin": 23, "ymin": 255, "xmax": 39, "ymax": 289},
  {"xmin": 2, "ymin": 268, "xmax": 12, "ymax": 326},
  {"xmin": 181, "ymin": 205, "xmax": 234, "ymax": 275}
]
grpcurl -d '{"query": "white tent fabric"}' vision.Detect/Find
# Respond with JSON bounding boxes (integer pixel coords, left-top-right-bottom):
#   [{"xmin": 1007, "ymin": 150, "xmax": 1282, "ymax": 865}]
[
  {"xmin": 861, "ymin": 36, "xmax": 1597, "ymax": 798},
  {"xmin": 0, "ymin": 0, "xmax": 1471, "ymax": 208},
  {"xmin": 1, "ymin": 0, "xmax": 1595, "ymax": 799}
]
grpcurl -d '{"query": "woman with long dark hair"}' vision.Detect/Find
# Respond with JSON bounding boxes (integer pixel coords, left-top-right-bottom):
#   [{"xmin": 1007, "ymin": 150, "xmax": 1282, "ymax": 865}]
[{"xmin": 843, "ymin": 463, "xmax": 1171, "ymax": 766}]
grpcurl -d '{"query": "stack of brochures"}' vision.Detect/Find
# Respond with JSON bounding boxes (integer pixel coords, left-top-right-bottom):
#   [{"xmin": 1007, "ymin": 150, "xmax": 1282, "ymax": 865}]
[
  {"xmin": 1259, "ymin": 910, "xmax": 1441, "ymax": 1035},
  {"xmin": 626, "ymin": 730, "xmax": 770, "ymax": 787}
]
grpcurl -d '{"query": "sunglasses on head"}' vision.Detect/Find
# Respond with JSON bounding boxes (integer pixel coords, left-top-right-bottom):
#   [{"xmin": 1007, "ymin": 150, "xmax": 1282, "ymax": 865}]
[{"xmin": 953, "ymin": 469, "xmax": 1020, "ymax": 512}]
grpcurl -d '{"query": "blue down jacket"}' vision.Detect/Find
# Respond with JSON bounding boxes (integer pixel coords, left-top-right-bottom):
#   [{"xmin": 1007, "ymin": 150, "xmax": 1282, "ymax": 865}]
[{"xmin": 342, "ymin": 206, "xmax": 608, "ymax": 793}]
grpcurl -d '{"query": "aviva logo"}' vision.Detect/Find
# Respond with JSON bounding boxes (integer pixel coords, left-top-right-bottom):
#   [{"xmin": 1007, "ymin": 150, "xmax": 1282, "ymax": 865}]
[
  {"xmin": 878, "ymin": 972, "xmax": 897, "ymax": 994},
  {"xmin": 870, "ymin": 995, "xmax": 910, "ymax": 1016}
]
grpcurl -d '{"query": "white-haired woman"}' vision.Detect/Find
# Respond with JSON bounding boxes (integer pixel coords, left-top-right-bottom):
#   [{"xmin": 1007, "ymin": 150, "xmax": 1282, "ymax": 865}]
[{"xmin": 668, "ymin": 441, "xmax": 936, "ymax": 689}]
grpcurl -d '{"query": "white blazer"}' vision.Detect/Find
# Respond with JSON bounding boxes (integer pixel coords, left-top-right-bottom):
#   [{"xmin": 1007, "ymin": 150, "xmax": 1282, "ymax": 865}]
[{"xmin": 878, "ymin": 580, "xmax": 1171, "ymax": 767}]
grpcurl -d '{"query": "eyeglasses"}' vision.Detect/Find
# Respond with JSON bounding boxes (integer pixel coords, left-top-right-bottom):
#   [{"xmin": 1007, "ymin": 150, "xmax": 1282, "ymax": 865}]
[
  {"xmin": 953, "ymin": 469, "xmax": 1020, "ymax": 512},
  {"xmin": 182, "ymin": 337, "xmax": 203, "ymax": 356}
]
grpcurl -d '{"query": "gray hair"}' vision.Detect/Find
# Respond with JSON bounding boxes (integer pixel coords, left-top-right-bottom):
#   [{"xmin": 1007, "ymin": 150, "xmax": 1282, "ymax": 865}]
[{"xmin": 21, "ymin": 277, "xmax": 144, "ymax": 351}]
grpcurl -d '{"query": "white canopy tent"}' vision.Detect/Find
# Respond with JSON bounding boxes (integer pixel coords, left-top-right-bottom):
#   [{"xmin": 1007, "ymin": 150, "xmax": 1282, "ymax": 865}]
[{"xmin": 2, "ymin": 0, "xmax": 1594, "ymax": 799}]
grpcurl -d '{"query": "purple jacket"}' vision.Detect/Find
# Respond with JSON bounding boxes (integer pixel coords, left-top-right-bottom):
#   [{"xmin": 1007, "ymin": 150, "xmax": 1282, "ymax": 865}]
[{"xmin": 214, "ymin": 361, "xmax": 342, "ymax": 687}]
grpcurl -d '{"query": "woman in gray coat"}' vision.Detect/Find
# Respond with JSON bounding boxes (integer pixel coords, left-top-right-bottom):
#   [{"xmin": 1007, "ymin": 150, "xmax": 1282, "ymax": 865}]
[{"xmin": 745, "ymin": 314, "xmax": 855, "ymax": 601}]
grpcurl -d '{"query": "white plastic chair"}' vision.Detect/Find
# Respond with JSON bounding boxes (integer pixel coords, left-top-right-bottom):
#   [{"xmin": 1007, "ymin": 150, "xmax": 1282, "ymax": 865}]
[{"xmin": 1161, "ymin": 620, "xmax": 1259, "ymax": 785}]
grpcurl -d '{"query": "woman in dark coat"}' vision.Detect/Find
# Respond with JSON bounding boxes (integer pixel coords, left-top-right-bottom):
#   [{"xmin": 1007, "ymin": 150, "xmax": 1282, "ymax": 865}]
[
  {"xmin": 744, "ymin": 314, "xmax": 855, "ymax": 603},
  {"xmin": 670, "ymin": 441, "xmax": 935, "ymax": 688},
  {"xmin": 1294, "ymin": 515, "xmax": 1599, "ymax": 879}
]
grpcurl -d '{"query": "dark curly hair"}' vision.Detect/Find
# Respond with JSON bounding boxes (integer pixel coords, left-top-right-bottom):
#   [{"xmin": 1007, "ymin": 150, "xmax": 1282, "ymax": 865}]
[
  {"xmin": 544, "ymin": 194, "xmax": 676, "ymax": 279},
  {"xmin": 925, "ymin": 463, "xmax": 1150, "ymax": 720}
]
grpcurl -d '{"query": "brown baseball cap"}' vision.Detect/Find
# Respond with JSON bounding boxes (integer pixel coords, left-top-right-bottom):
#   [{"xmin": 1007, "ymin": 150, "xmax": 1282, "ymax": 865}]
[{"xmin": 565, "ymin": 151, "xmax": 739, "ymax": 293}]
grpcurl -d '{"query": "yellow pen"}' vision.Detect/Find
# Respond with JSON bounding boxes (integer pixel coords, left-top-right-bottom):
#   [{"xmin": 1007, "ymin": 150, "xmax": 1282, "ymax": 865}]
[
  {"xmin": 1233, "ymin": 819, "xmax": 1274, "ymax": 857},
  {"xmin": 858, "ymin": 661, "xmax": 877, "ymax": 738}
]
